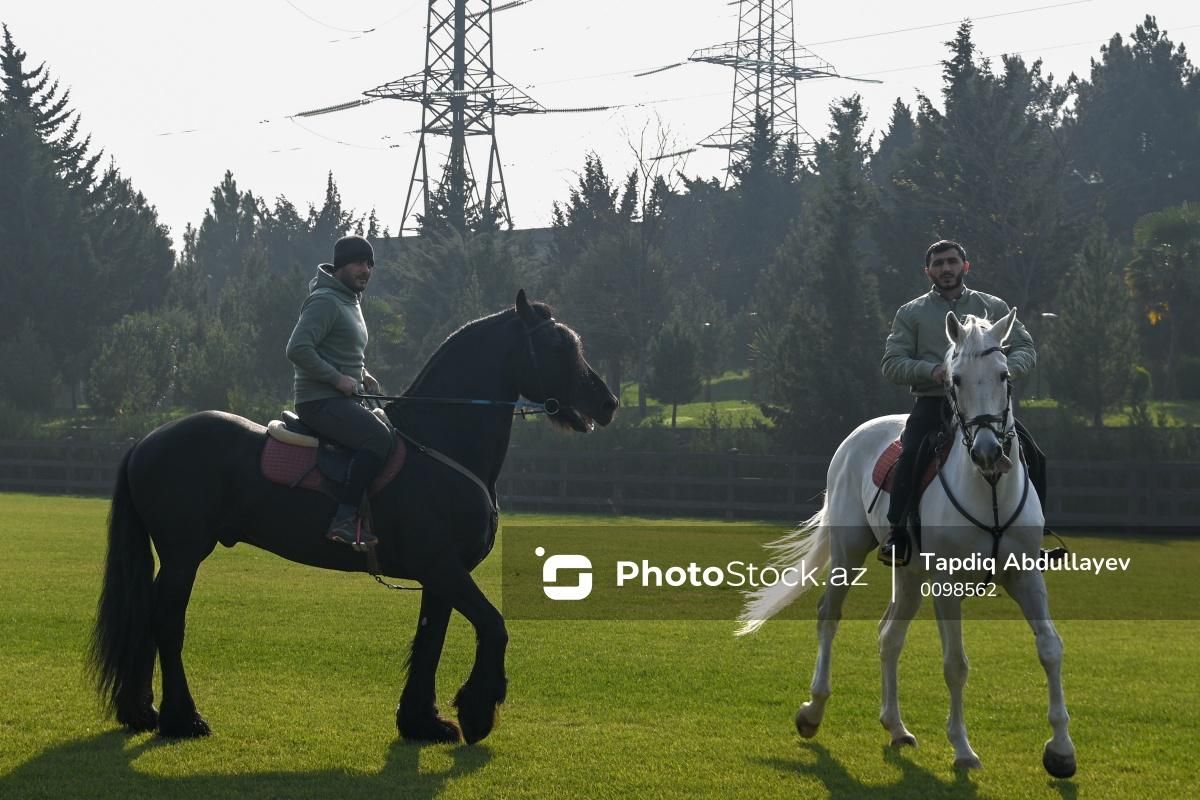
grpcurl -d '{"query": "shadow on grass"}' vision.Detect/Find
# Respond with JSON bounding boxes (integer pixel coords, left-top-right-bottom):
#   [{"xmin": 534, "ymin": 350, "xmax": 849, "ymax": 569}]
[
  {"xmin": 759, "ymin": 742, "xmax": 988, "ymax": 800},
  {"xmin": 0, "ymin": 729, "xmax": 491, "ymax": 800}
]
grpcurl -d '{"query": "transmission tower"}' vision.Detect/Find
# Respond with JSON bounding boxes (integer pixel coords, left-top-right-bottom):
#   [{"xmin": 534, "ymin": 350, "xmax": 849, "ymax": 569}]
[
  {"xmin": 363, "ymin": 0, "xmax": 546, "ymax": 233},
  {"xmin": 690, "ymin": 0, "xmax": 842, "ymax": 171}
]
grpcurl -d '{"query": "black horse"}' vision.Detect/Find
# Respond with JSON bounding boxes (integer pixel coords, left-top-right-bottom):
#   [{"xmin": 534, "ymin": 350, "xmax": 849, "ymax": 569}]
[{"xmin": 89, "ymin": 291, "xmax": 618, "ymax": 744}]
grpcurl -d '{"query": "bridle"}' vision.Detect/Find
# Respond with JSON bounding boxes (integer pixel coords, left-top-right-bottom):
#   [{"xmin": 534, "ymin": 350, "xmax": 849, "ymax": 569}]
[
  {"xmin": 946, "ymin": 345, "xmax": 1016, "ymax": 460},
  {"xmin": 521, "ymin": 315, "xmax": 563, "ymax": 416},
  {"xmin": 356, "ymin": 314, "xmax": 564, "ymax": 417},
  {"xmin": 939, "ymin": 343, "xmax": 1030, "ymax": 585}
]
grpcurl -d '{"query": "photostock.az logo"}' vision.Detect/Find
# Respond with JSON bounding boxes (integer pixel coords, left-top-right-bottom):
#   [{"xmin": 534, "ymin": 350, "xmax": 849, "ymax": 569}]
[{"xmin": 536, "ymin": 547, "xmax": 592, "ymax": 601}]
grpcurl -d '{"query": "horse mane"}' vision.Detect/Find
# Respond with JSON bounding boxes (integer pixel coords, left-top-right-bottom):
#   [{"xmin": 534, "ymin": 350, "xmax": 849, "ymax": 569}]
[{"xmin": 403, "ymin": 301, "xmax": 555, "ymax": 395}]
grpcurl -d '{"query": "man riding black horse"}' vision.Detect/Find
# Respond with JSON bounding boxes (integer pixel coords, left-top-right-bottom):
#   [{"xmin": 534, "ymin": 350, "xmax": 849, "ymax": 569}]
[{"xmin": 286, "ymin": 234, "xmax": 393, "ymax": 549}]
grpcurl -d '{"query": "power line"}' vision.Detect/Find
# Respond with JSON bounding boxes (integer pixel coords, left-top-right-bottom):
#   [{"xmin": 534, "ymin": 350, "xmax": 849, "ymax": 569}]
[
  {"xmin": 281, "ymin": 0, "xmax": 423, "ymax": 36},
  {"xmin": 800, "ymin": 0, "xmax": 1095, "ymax": 48}
]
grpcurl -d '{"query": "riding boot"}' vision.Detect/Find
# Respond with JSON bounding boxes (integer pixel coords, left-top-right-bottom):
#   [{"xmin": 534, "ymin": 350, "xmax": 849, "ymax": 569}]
[
  {"xmin": 326, "ymin": 501, "xmax": 377, "ymax": 549},
  {"xmin": 879, "ymin": 525, "xmax": 911, "ymax": 567},
  {"xmin": 325, "ymin": 450, "xmax": 384, "ymax": 549}
]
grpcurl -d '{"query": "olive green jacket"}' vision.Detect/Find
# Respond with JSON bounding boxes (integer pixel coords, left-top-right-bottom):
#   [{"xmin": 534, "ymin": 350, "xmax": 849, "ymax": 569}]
[
  {"xmin": 285, "ymin": 266, "xmax": 369, "ymax": 404},
  {"xmin": 881, "ymin": 286, "xmax": 1036, "ymax": 396}
]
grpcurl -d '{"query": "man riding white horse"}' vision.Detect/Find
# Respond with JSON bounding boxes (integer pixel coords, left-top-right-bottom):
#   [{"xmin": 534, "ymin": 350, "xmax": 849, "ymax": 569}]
[{"xmin": 879, "ymin": 239, "xmax": 1049, "ymax": 566}]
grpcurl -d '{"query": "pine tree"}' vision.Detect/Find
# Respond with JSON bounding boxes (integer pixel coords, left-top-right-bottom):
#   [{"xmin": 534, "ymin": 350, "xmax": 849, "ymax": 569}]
[
  {"xmin": 754, "ymin": 95, "xmax": 888, "ymax": 453},
  {"xmin": 1046, "ymin": 224, "xmax": 1137, "ymax": 425},
  {"xmin": 1, "ymin": 24, "xmax": 102, "ymax": 196}
]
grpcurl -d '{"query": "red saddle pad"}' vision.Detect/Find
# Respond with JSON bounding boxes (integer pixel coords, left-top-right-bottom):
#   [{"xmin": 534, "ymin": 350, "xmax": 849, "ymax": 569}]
[
  {"xmin": 261, "ymin": 434, "xmax": 407, "ymax": 496},
  {"xmin": 871, "ymin": 438, "xmax": 948, "ymax": 496}
]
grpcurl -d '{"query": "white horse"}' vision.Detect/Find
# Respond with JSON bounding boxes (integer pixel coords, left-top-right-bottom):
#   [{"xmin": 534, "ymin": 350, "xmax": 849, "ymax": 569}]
[{"xmin": 738, "ymin": 309, "xmax": 1076, "ymax": 778}]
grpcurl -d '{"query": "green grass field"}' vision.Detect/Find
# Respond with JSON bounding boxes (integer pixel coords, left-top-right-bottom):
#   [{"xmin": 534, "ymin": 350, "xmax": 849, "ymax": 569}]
[{"xmin": 1, "ymin": 493, "xmax": 1196, "ymax": 799}]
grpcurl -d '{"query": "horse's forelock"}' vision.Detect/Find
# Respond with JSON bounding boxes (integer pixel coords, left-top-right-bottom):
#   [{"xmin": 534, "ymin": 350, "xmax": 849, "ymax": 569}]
[{"xmin": 947, "ymin": 315, "xmax": 1004, "ymax": 369}]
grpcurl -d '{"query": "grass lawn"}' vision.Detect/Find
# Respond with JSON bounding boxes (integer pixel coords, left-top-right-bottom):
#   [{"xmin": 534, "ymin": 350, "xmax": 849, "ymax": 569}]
[
  {"xmin": 1021, "ymin": 397, "xmax": 1200, "ymax": 427},
  {"xmin": 619, "ymin": 371, "xmax": 769, "ymax": 429},
  {"xmin": 1, "ymin": 493, "xmax": 1196, "ymax": 799}
]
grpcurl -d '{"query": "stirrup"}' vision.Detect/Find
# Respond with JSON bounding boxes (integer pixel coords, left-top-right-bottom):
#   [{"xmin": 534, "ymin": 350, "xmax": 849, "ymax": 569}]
[
  {"xmin": 326, "ymin": 513, "xmax": 377, "ymax": 550},
  {"xmin": 878, "ymin": 529, "xmax": 911, "ymax": 568},
  {"xmin": 1040, "ymin": 546, "xmax": 1068, "ymax": 565}
]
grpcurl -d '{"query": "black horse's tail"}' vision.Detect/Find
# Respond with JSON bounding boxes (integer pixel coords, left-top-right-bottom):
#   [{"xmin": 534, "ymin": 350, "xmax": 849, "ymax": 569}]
[{"xmin": 88, "ymin": 446, "xmax": 156, "ymax": 719}]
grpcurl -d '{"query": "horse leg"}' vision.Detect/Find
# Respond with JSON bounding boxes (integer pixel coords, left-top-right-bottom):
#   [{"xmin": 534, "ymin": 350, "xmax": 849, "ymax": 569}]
[
  {"xmin": 396, "ymin": 589, "xmax": 462, "ymax": 743},
  {"xmin": 933, "ymin": 595, "xmax": 980, "ymax": 769},
  {"xmin": 1007, "ymin": 570, "xmax": 1076, "ymax": 778},
  {"xmin": 422, "ymin": 563, "xmax": 507, "ymax": 745},
  {"xmin": 795, "ymin": 581, "xmax": 852, "ymax": 738},
  {"xmin": 153, "ymin": 562, "xmax": 211, "ymax": 738},
  {"xmin": 795, "ymin": 500, "xmax": 873, "ymax": 739},
  {"xmin": 878, "ymin": 568, "xmax": 923, "ymax": 748}
]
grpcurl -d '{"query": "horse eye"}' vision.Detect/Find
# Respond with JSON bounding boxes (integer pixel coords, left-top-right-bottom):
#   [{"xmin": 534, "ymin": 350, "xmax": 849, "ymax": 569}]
[
  {"xmin": 1000, "ymin": 372, "xmax": 1010, "ymax": 381},
  {"xmin": 952, "ymin": 375, "xmax": 961, "ymax": 386}
]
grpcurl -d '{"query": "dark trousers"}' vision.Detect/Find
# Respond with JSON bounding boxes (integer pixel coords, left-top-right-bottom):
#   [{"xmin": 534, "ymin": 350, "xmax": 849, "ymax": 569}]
[
  {"xmin": 885, "ymin": 397, "xmax": 1050, "ymax": 528},
  {"xmin": 296, "ymin": 396, "xmax": 394, "ymax": 507}
]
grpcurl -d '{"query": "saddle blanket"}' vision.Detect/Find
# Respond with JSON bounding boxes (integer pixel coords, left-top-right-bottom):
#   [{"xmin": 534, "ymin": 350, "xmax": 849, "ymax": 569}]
[
  {"xmin": 871, "ymin": 438, "xmax": 950, "ymax": 496},
  {"xmin": 260, "ymin": 435, "xmax": 407, "ymax": 496}
]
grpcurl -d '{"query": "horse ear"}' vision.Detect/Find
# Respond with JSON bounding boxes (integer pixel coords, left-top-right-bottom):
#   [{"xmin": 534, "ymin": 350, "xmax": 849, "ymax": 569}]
[
  {"xmin": 515, "ymin": 289, "xmax": 537, "ymax": 326},
  {"xmin": 995, "ymin": 307, "xmax": 1018, "ymax": 344},
  {"xmin": 945, "ymin": 311, "xmax": 965, "ymax": 345}
]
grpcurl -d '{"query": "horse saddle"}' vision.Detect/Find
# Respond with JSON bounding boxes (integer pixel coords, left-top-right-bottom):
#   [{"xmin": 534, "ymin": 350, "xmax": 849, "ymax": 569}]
[
  {"xmin": 871, "ymin": 434, "xmax": 952, "ymax": 497},
  {"xmin": 260, "ymin": 410, "xmax": 407, "ymax": 498}
]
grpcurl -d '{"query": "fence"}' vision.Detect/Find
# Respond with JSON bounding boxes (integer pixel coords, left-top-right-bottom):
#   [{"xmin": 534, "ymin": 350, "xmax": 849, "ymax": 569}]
[{"xmin": 2, "ymin": 440, "xmax": 1198, "ymax": 528}]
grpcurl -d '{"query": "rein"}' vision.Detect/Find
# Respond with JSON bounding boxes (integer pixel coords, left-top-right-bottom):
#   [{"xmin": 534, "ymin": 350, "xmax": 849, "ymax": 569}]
[
  {"xmin": 358, "ymin": 314, "xmax": 556, "ymax": 591},
  {"xmin": 354, "ymin": 315, "xmax": 566, "ymax": 419},
  {"xmin": 938, "ymin": 343, "xmax": 1027, "ymax": 586},
  {"xmin": 355, "ymin": 393, "xmax": 559, "ymax": 418}
]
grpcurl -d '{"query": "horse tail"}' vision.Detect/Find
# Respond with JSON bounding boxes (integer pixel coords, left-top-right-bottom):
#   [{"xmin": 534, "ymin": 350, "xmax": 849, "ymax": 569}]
[
  {"xmin": 88, "ymin": 445, "xmax": 156, "ymax": 717},
  {"xmin": 736, "ymin": 493, "xmax": 831, "ymax": 636}
]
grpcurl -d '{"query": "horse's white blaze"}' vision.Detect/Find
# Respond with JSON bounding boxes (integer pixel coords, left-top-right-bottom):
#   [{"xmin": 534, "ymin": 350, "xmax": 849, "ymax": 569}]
[{"xmin": 738, "ymin": 313, "xmax": 1075, "ymax": 775}]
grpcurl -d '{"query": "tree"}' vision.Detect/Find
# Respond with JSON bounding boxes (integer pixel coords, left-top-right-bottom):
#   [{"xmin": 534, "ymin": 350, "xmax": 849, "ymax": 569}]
[
  {"xmin": 724, "ymin": 111, "xmax": 807, "ymax": 312},
  {"xmin": 1125, "ymin": 203, "xmax": 1200, "ymax": 397},
  {"xmin": 893, "ymin": 22, "xmax": 1074, "ymax": 313},
  {"xmin": 91, "ymin": 163, "xmax": 175, "ymax": 319},
  {"xmin": 754, "ymin": 96, "xmax": 889, "ymax": 453},
  {"xmin": 1, "ymin": 24, "xmax": 103, "ymax": 197},
  {"xmin": 1045, "ymin": 225, "xmax": 1137, "ymax": 426},
  {"xmin": 871, "ymin": 99, "xmax": 932, "ymax": 311},
  {"xmin": 646, "ymin": 320, "xmax": 701, "ymax": 428},
  {"xmin": 87, "ymin": 310, "xmax": 191, "ymax": 416},
  {"xmin": 1066, "ymin": 16, "xmax": 1200, "ymax": 235},
  {"xmin": 190, "ymin": 171, "xmax": 263, "ymax": 298}
]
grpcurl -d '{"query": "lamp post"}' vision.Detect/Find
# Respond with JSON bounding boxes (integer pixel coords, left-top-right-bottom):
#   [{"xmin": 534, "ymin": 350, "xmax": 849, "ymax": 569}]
[{"xmin": 1037, "ymin": 312, "xmax": 1058, "ymax": 399}]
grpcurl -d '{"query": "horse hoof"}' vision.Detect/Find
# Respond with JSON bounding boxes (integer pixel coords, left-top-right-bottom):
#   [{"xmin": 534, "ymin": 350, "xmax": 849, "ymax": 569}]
[
  {"xmin": 1043, "ymin": 744, "xmax": 1077, "ymax": 779},
  {"xmin": 158, "ymin": 711, "xmax": 211, "ymax": 739},
  {"xmin": 890, "ymin": 733, "xmax": 917, "ymax": 748},
  {"xmin": 953, "ymin": 754, "xmax": 982, "ymax": 770},
  {"xmin": 794, "ymin": 707, "xmax": 820, "ymax": 739},
  {"xmin": 118, "ymin": 704, "xmax": 159, "ymax": 733},
  {"xmin": 453, "ymin": 682, "xmax": 504, "ymax": 745},
  {"xmin": 397, "ymin": 711, "xmax": 463, "ymax": 744}
]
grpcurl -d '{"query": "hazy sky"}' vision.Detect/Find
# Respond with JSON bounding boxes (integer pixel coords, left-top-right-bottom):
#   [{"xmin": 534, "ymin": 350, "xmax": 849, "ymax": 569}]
[{"xmin": 3, "ymin": 1, "xmax": 1195, "ymax": 246}]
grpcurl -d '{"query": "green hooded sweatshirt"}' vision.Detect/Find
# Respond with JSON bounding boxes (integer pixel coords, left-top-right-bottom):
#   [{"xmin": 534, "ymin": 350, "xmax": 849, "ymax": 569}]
[
  {"xmin": 881, "ymin": 285, "xmax": 1036, "ymax": 397},
  {"xmin": 286, "ymin": 266, "xmax": 368, "ymax": 404}
]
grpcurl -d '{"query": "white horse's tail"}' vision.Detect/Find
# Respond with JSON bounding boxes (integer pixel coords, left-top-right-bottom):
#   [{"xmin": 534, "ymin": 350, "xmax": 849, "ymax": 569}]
[{"xmin": 735, "ymin": 494, "xmax": 831, "ymax": 636}]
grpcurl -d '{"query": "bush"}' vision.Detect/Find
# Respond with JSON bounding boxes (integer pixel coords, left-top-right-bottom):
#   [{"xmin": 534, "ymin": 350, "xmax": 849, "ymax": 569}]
[
  {"xmin": 176, "ymin": 318, "xmax": 254, "ymax": 410},
  {"xmin": 0, "ymin": 401, "xmax": 40, "ymax": 439},
  {"xmin": 87, "ymin": 311, "xmax": 189, "ymax": 416},
  {"xmin": 0, "ymin": 321, "xmax": 60, "ymax": 413},
  {"xmin": 1175, "ymin": 356, "xmax": 1200, "ymax": 401}
]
